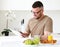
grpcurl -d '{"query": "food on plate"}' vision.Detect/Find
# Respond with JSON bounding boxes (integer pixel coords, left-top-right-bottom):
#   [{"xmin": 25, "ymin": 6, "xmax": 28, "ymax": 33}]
[
  {"xmin": 41, "ymin": 40, "xmax": 57, "ymax": 44},
  {"xmin": 40, "ymin": 35, "xmax": 57, "ymax": 44},
  {"xmin": 23, "ymin": 35, "xmax": 57, "ymax": 45},
  {"xmin": 23, "ymin": 37, "xmax": 40, "ymax": 45},
  {"xmin": 41, "ymin": 35, "xmax": 56, "ymax": 44}
]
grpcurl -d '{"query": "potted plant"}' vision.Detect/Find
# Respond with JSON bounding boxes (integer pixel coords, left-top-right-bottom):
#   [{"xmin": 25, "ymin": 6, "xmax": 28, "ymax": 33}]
[{"xmin": 1, "ymin": 29, "xmax": 12, "ymax": 36}]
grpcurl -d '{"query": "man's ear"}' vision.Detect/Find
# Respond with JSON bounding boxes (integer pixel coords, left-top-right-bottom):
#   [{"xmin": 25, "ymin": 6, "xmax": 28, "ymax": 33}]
[
  {"xmin": 40, "ymin": 7, "xmax": 44, "ymax": 13},
  {"xmin": 42, "ymin": 7, "xmax": 44, "ymax": 12}
]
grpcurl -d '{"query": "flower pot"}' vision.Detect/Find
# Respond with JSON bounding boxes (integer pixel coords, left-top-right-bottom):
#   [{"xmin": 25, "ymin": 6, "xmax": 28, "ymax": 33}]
[
  {"xmin": 2, "ymin": 31, "xmax": 9, "ymax": 36},
  {"xmin": 5, "ymin": 32, "xmax": 9, "ymax": 36}
]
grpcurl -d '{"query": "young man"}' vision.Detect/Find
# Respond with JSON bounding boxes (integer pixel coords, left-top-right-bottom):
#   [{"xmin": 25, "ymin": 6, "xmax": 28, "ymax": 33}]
[{"xmin": 20, "ymin": 1, "xmax": 53, "ymax": 40}]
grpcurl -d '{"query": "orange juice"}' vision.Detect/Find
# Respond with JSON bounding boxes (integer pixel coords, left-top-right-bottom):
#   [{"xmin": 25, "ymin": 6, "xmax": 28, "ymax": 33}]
[{"xmin": 48, "ymin": 35, "xmax": 53, "ymax": 41}]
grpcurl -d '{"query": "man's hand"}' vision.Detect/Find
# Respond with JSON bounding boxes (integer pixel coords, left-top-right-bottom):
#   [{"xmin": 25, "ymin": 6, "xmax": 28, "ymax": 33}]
[
  {"xmin": 20, "ymin": 31, "xmax": 29, "ymax": 38},
  {"xmin": 41, "ymin": 35, "xmax": 48, "ymax": 40},
  {"xmin": 41, "ymin": 31, "xmax": 51, "ymax": 40}
]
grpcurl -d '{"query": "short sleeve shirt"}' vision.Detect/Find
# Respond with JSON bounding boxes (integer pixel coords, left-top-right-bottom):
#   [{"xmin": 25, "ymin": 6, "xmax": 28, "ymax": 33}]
[{"xmin": 25, "ymin": 15, "xmax": 53, "ymax": 37}]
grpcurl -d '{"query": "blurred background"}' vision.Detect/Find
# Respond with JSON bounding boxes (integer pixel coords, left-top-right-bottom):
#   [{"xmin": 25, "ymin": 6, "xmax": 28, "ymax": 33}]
[
  {"xmin": 0, "ymin": 0, "xmax": 60, "ymax": 36},
  {"xmin": 0, "ymin": 10, "xmax": 60, "ymax": 36}
]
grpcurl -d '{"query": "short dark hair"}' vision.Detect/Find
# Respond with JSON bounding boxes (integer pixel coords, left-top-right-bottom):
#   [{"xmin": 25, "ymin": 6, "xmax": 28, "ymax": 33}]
[{"xmin": 32, "ymin": 1, "xmax": 43, "ymax": 8}]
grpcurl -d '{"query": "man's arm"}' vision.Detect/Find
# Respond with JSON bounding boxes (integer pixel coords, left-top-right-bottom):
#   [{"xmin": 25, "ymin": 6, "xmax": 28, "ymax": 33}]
[
  {"xmin": 41, "ymin": 17, "xmax": 53, "ymax": 40},
  {"xmin": 20, "ymin": 31, "xmax": 29, "ymax": 38},
  {"xmin": 40, "ymin": 31, "xmax": 51, "ymax": 40}
]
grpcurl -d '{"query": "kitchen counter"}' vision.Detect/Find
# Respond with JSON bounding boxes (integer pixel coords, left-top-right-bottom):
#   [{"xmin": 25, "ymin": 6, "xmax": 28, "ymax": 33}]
[{"xmin": 0, "ymin": 33, "xmax": 60, "ymax": 47}]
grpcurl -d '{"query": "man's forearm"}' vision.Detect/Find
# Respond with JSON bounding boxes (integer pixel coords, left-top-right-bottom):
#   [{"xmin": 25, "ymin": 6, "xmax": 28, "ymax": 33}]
[{"xmin": 40, "ymin": 35, "xmax": 48, "ymax": 40}]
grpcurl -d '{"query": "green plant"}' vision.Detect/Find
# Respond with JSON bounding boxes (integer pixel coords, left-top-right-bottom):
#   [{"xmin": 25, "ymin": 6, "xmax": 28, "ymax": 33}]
[{"xmin": 1, "ymin": 29, "xmax": 12, "ymax": 36}]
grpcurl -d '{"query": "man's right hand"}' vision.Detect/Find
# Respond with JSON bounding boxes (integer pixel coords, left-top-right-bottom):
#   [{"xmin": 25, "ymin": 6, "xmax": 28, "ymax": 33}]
[{"xmin": 20, "ymin": 31, "xmax": 29, "ymax": 38}]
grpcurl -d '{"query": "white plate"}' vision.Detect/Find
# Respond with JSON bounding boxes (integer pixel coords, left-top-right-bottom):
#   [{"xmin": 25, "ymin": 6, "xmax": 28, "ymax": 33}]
[{"xmin": 22, "ymin": 44, "xmax": 39, "ymax": 47}]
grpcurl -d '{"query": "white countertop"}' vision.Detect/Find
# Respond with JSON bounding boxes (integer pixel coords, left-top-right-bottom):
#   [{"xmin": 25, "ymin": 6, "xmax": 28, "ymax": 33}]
[{"xmin": 0, "ymin": 34, "xmax": 60, "ymax": 47}]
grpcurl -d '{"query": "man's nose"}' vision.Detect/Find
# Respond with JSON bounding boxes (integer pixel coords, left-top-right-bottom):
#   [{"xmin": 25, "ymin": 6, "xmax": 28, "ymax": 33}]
[{"xmin": 33, "ymin": 12, "xmax": 38, "ymax": 14}]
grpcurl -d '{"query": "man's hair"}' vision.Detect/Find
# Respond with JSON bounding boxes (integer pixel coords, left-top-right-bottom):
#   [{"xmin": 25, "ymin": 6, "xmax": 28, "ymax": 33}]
[{"xmin": 32, "ymin": 1, "xmax": 43, "ymax": 8}]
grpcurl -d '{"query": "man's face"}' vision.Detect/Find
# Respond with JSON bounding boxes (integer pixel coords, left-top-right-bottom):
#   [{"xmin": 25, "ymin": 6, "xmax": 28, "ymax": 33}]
[{"xmin": 32, "ymin": 7, "xmax": 43, "ymax": 19}]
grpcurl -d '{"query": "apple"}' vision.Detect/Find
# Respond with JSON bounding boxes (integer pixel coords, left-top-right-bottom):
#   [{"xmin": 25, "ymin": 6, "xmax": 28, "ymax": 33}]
[
  {"xmin": 32, "ymin": 37, "xmax": 40, "ymax": 44},
  {"xmin": 24, "ymin": 39, "xmax": 33, "ymax": 45}
]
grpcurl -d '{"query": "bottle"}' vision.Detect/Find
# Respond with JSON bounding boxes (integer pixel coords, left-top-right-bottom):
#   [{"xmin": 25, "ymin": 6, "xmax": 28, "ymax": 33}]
[{"xmin": 21, "ymin": 19, "xmax": 25, "ymax": 33}]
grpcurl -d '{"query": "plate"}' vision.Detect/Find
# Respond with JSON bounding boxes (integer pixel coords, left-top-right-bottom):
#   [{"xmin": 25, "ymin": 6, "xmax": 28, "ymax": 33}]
[{"xmin": 22, "ymin": 44, "xmax": 39, "ymax": 47}]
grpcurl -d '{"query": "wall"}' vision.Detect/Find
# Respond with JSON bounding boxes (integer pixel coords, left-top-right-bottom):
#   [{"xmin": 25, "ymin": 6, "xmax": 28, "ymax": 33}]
[{"xmin": 0, "ymin": 0, "xmax": 60, "ymax": 10}]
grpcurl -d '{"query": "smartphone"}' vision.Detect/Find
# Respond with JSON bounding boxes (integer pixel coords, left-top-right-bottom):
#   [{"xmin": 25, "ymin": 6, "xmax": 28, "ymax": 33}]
[{"xmin": 20, "ymin": 31, "xmax": 23, "ymax": 34}]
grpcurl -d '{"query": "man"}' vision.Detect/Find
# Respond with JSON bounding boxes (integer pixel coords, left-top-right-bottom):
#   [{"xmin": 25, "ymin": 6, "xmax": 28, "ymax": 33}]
[{"xmin": 20, "ymin": 1, "xmax": 53, "ymax": 40}]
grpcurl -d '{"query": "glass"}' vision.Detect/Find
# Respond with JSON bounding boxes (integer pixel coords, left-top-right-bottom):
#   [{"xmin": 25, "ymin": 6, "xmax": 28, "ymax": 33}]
[
  {"xmin": 48, "ymin": 35, "xmax": 53, "ymax": 41},
  {"xmin": 31, "ymin": 10, "xmax": 42, "ymax": 14}
]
